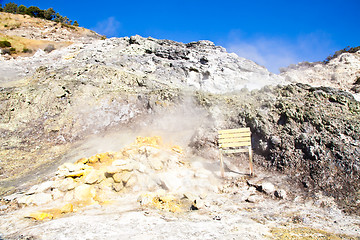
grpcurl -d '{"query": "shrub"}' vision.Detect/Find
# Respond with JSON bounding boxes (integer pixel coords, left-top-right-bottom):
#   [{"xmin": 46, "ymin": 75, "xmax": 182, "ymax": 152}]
[
  {"xmin": 0, "ymin": 40, "xmax": 11, "ymax": 48},
  {"xmin": 0, "ymin": 4, "xmax": 3, "ymax": 12},
  {"xmin": 4, "ymin": 2, "xmax": 17, "ymax": 13},
  {"xmin": 73, "ymin": 21, "xmax": 79, "ymax": 27},
  {"xmin": 26, "ymin": 6, "xmax": 44, "ymax": 18},
  {"xmin": 44, "ymin": 44, "xmax": 55, "ymax": 53},
  {"xmin": 17, "ymin": 5, "xmax": 27, "ymax": 14},
  {"xmin": 22, "ymin": 48, "xmax": 33, "ymax": 53},
  {"xmin": 44, "ymin": 8, "xmax": 55, "ymax": 20},
  {"xmin": 9, "ymin": 47, "xmax": 16, "ymax": 53}
]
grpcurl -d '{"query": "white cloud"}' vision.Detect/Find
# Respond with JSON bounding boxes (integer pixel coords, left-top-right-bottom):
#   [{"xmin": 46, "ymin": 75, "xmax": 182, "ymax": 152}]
[
  {"xmin": 224, "ymin": 31, "xmax": 335, "ymax": 73},
  {"xmin": 92, "ymin": 17, "xmax": 121, "ymax": 37}
]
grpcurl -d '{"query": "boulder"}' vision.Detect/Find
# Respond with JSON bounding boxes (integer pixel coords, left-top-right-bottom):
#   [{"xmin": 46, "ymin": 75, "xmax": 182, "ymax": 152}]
[
  {"xmin": 18, "ymin": 193, "xmax": 53, "ymax": 206},
  {"xmin": 74, "ymin": 184, "xmax": 96, "ymax": 202},
  {"xmin": 84, "ymin": 170, "xmax": 104, "ymax": 184},
  {"xmin": 112, "ymin": 171, "xmax": 132, "ymax": 184},
  {"xmin": 25, "ymin": 181, "xmax": 54, "ymax": 195},
  {"xmin": 112, "ymin": 182, "xmax": 124, "ymax": 192},
  {"xmin": 56, "ymin": 177, "xmax": 77, "ymax": 191},
  {"xmin": 261, "ymin": 182, "xmax": 275, "ymax": 196},
  {"xmin": 275, "ymin": 189, "xmax": 287, "ymax": 199}
]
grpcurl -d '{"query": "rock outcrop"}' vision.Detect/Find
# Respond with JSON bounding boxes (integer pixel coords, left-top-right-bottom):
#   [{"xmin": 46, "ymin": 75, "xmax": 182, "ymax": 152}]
[
  {"xmin": 0, "ymin": 16, "xmax": 360, "ymax": 239},
  {"xmin": 192, "ymin": 83, "xmax": 360, "ymax": 214},
  {"xmin": 280, "ymin": 51, "xmax": 360, "ymax": 100}
]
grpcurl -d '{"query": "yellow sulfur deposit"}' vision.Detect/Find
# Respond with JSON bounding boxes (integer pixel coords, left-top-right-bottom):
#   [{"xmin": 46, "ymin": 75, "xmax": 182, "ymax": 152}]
[
  {"xmin": 138, "ymin": 193, "xmax": 182, "ymax": 213},
  {"xmin": 25, "ymin": 136, "xmax": 188, "ymax": 221},
  {"xmin": 27, "ymin": 212, "xmax": 54, "ymax": 221},
  {"xmin": 26, "ymin": 203, "xmax": 75, "ymax": 221},
  {"xmin": 135, "ymin": 136, "xmax": 163, "ymax": 148}
]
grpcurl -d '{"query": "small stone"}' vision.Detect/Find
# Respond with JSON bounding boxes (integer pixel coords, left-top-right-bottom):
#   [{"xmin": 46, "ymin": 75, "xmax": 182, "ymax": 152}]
[
  {"xmin": 261, "ymin": 182, "xmax": 275, "ymax": 195},
  {"xmin": 51, "ymin": 189, "xmax": 64, "ymax": 200},
  {"xmin": 84, "ymin": 170, "xmax": 104, "ymax": 184},
  {"xmin": 246, "ymin": 194, "xmax": 263, "ymax": 203},
  {"xmin": 59, "ymin": 162, "xmax": 84, "ymax": 172},
  {"xmin": 112, "ymin": 171, "xmax": 132, "ymax": 184},
  {"xmin": 25, "ymin": 181, "xmax": 54, "ymax": 195},
  {"xmin": 63, "ymin": 191, "xmax": 74, "ymax": 202},
  {"xmin": 159, "ymin": 173, "xmax": 182, "ymax": 191},
  {"xmin": 88, "ymin": 155, "xmax": 99, "ymax": 163},
  {"xmin": 74, "ymin": 184, "xmax": 96, "ymax": 202},
  {"xmin": 75, "ymin": 158, "xmax": 89, "ymax": 164},
  {"xmin": 57, "ymin": 177, "xmax": 77, "ymax": 191},
  {"xmin": 275, "ymin": 189, "xmax": 287, "ymax": 199},
  {"xmin": 60, "ymin": 203, "xmax": 74, "ymax": 213},
  {"xmin": 21, "ymin": 193, "xmax": 53, "ymax": 206},
  {"xmin": 148, "ymin": 157, "xmax": 163, "ymax": 170},
  {"xmin": 112, "ymin": 160, "xmax": 127, "ymax": 166},
  {"xmin": 2, "ymin": 193, "xmax": 23, "ymax": 201},
  {"xmin": 112, "ymin": 182, "xmax": 124, "ymax": 192},
  {"xmin": 97, "ymin": 153, "xmax": 113, "ymax": 163},
  {"xmin": 125, "ymin": 175, "xmax": 137, "ymax": 188},
  {"xmin": 106, "ymin": 164, "xmax": 134, "ymax": 174},
  {"xmin": 106, "ymin": 166, "xmax": 123, "ymax": 174},
  {"xmin": 17, "ymin": 195, "xmax": 31, "ymax": 205}
]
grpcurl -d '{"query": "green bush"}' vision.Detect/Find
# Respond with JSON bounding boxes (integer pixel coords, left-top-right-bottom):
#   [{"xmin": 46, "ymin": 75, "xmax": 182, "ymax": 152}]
[
  {"xmin": 22, "ymin": 48, "xmax": 33, "ymax": 53},
  {"xmin": 4, "ymin": 2, "xmax": 17, "ymax": 13},
  {"xmin": 3, "ymin": 3, "xmax": 79, "ymax": 28},
  {"xmin": 9, "ymin": 47, "xmax": 16, "ymax": 53},
  {"xmin": 17, "ymin": 5, "xmax": 27, "ymax": 14},
  {"xmin": 0, "ymin": 40, "xmax": 11, "ymax": 48}
]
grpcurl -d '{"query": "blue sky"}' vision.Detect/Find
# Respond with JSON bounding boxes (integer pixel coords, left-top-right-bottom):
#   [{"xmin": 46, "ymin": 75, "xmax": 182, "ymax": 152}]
[{"xmin": 1, "ymin": 0, "xmax": 359, "ymax": 73}]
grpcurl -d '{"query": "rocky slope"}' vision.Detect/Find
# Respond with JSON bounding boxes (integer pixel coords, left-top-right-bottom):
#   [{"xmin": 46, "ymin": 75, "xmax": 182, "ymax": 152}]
[
  {"xmin": 0, "ymin": 13, "xmax": 359, "ymax": 239},
  {"xmin": 0, "ymin": 12, "xmax": 101, "ymax": 60},
  {"xmin": 280, "ymin": 52, "xmax": 360, "ymax": 99},
  {"xmin": 191, "ymin": 83, "xmax": 360, "ymax": 214}
]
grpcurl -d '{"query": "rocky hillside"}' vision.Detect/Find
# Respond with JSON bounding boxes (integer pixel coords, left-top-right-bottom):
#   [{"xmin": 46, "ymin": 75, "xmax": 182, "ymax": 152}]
[
  {"xmin": 0, "ymin": 12, "xmax": 101, "ymax": 58},
  {"xmin": 191, "ymin": 83, "xmax": 360, "ymax": 214},
  {"xmin": 280, "ymin": 52, "xmax": 360, "ymax": 98},
  {"xmin": 0, "ymin": 13, "xmax": 359, "ymax": 239}
]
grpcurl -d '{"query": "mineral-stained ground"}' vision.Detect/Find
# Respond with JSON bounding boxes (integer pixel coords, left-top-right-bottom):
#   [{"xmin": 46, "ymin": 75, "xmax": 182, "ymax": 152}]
[{"xmin": 0, "ymin": 15, "xmax": 359, "ymax": 239}]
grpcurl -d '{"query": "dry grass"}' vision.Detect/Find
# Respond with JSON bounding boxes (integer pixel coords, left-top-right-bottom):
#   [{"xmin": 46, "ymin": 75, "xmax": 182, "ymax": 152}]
[
  {"xmin": 0, "ymin": 12, "xmax": 100, "ymax": 56},
  {"xmin": 0, "ymin": 33, "xmax": 72, "ymax": 56}
]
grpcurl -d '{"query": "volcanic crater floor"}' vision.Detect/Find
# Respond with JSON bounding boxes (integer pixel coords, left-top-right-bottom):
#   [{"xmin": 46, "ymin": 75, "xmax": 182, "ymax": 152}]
[{"xmin": 0, "ymin": 136, "xmax": 359, "ymax": 240}]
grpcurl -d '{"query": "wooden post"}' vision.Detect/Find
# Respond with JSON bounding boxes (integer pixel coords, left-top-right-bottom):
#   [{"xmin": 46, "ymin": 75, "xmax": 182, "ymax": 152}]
[
  {"xmin": 248, "ymin": 146, "xmax": 254, "ymax": 176},
  {"xmin": 220, "ymin": 151, "xmax": 225, "ymax": 178}
]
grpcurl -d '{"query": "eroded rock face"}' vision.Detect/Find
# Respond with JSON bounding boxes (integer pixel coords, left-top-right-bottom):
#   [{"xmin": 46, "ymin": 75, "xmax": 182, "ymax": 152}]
[
  {"xmin": 191, "ymin": 83, "xmax": 360, "ymax": 214},
  {"xmin": 280, "ymin": 51, "xmax": 360, "ymax": 97}
]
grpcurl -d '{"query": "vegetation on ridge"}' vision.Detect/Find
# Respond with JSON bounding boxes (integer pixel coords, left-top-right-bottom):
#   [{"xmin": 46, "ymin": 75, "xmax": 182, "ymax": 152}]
[
  {"xmin": 0, "ymin": 2, "xmax": 79, "ymax": 26},
  {"xmin": 324, "ymin": 46, "xmax": 360, "ymax": 63}
]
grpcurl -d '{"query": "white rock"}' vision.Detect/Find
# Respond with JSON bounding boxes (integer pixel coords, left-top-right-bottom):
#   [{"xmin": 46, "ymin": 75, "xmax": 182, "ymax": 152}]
[
  {"xmin": 19, "ymin": 193, "xmax": 53, "ymax": 206},
  {"xmin": 159, "ymin": 172, "xmax": 182, "ymax": 191},
  {"xmin": 261, "ymin": 182, "xmax": 275, "ymax": 195},
  {"xmin": 275, "ymin": 189, "xmax": 287, "ymax": 199},
  {"xmin": 25, "ymin": 181, "xmax": 54, "ymax": 195},
  {"xmin": 51, "ymin": 189, "xmax": 64, "ymax": 200},
  {"xmin": 112, "ymin": 160, "xmax": 127, "ymax": 166}
]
